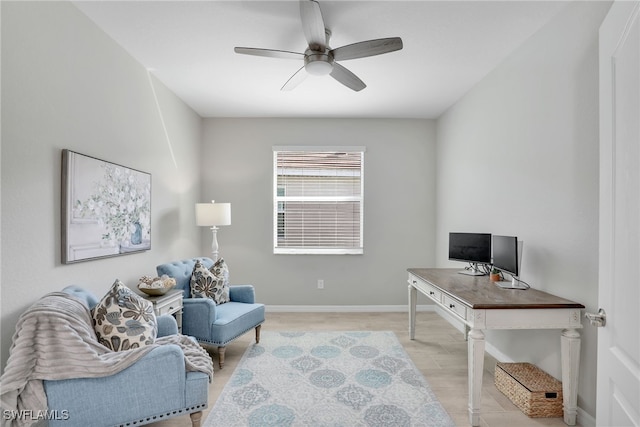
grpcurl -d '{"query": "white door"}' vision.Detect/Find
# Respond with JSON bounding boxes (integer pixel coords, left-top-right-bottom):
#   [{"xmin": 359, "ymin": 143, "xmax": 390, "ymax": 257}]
[{"xmin": 597, "ymin": 1, "xmax": 640, "ymax": 425}]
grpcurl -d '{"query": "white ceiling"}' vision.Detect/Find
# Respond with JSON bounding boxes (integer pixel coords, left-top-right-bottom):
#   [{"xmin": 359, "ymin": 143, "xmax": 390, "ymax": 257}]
[{"xmin": 73, "ymin": 1, "xmax": 569, "ymax": 119}]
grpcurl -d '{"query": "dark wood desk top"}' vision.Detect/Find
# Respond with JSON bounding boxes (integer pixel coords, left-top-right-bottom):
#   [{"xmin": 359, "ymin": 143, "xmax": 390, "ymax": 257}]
[{"xmin": 408, "ymin": 268, "xmax": 585, "ymax": 310}]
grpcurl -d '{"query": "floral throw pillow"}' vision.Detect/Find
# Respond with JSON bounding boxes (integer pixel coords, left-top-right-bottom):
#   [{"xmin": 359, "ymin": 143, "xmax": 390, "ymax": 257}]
[
  {"xmin": 190, "ymin": 259, "xmax": 230, "ymax": 305},
  {"xmin": 92, "ymin": 280, "xmax": 157, "ymax": 352},
  {"xmin": 211, "ymin": 258, "xmax": 230, "ymax": 288}
]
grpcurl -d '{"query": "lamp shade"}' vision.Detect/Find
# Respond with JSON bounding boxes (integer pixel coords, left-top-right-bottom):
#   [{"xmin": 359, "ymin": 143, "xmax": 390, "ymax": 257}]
[{"xmin": 196, "ymin": 202, "xmax": 231, "ymax": 226}]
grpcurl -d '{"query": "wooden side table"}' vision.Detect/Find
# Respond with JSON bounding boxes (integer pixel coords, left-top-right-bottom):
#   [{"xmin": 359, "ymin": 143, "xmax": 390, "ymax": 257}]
[{"xmin": 143, "ymin": 289, "xmax": 184, "ymax": 332}]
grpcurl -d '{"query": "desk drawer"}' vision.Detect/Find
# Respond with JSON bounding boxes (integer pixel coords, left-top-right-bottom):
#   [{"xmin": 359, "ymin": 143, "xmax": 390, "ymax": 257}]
[
  {"xmin": 155, "ymin": 294, "xmax": 182, "ymax": 316},
  {"xmin": 409, "ymin": 275, "xmax": 442, "ymax": 303},
  {"xmin": 423, "ymin": 283, "xmax": 442, "ymax": 303},
  {"xmin": 443, "ymin": 295, "xmax": 466, "ymax": 319}
]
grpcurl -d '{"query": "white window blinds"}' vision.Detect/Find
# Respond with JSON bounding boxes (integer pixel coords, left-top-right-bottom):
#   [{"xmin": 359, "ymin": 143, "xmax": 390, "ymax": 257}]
[{"xmin": 273, "ymin": 146, "xmax": 365, "ymax": 254}]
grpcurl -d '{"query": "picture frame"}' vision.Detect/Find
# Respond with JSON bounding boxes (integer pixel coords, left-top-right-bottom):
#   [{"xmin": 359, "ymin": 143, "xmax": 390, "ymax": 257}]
[{"xmin": 61, "ymin": 149, "xmax": 151, "ymax": 264}]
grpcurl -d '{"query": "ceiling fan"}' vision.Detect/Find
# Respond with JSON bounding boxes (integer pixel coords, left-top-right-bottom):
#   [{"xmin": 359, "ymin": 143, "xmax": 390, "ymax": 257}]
[{"xmin": 234, "ymin": 0, "xmax": 403, "ymax": 92}]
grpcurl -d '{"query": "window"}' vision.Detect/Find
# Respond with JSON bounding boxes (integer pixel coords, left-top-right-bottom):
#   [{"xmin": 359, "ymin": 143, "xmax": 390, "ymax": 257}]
[{"xmin": 273, "ymin": 146, "xmax": 365, "ymax": 254}]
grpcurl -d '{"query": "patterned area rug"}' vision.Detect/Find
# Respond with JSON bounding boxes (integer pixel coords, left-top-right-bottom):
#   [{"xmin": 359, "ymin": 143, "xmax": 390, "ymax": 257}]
[{"xmin": 205, "ymin": 331, "xmax": 455, "ymax": 427}]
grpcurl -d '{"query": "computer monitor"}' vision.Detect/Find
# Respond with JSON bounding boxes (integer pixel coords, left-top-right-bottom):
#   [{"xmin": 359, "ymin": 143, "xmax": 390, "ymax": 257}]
[
  {"xmin": 492, "ymin": 235, "xmax": 525, "ymax": 289},
  {"xmin": 448, "ymin": 232, "xmax": 492, "ymax": 275}
]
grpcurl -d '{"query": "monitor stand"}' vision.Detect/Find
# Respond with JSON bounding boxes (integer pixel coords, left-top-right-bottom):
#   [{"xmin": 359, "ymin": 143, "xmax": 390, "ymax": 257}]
[{"xmin": 458, "ymin": 263, "xmax": 486, "ymax": 276}]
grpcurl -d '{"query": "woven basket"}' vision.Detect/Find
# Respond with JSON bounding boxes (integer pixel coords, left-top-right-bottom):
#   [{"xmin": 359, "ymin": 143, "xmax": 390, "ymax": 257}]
[{"xmin": 494, "ymin": 362, "xmax": 563, "ymax": 418}]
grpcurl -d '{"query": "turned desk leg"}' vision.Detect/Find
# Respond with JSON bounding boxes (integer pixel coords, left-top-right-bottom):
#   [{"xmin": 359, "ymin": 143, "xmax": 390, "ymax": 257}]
[
  {"xmin": 468, "ymin": 328, "xmax": 485, "ymax": 427},
  {"xmin": 561, "ymin": 328, "xmax": 581, "ymax": 426},
  {"xmin": 408, "ymin": 284, "xmax": 417, "ymax": 340}
]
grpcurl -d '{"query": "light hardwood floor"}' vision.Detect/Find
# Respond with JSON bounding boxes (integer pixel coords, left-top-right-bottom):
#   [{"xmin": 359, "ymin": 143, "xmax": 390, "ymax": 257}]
[{"xmin": 152, "ymin": 311, "xmax": 573, "ymax": 427}]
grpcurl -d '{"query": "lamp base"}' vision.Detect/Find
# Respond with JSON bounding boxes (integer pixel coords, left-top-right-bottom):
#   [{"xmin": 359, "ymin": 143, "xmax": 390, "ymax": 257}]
[{"xmin": 210, "ymin": 226, "xmax": 220, "ymax": 262}]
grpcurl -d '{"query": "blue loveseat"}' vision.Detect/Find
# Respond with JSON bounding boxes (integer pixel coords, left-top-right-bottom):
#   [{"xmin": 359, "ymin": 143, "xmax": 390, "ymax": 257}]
[
  {"xmin": 43, "ymin": 286, "xmax": 209, "ymax": 427},
  {"xmin": 157, "ymin": 257, "xmax": 265, "ymax": 368}
]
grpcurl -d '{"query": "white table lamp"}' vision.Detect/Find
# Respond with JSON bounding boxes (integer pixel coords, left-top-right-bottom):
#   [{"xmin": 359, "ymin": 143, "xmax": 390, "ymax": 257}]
[{"xmin": 196, "ymin": 201, "xmax": 231, "ymax": 262}]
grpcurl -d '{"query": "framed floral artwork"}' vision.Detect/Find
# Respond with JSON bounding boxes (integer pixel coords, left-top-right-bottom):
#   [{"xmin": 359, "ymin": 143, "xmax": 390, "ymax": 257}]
[{"xmin": 61, "ymin": 150, "xmax": 151, "ymax": 264}]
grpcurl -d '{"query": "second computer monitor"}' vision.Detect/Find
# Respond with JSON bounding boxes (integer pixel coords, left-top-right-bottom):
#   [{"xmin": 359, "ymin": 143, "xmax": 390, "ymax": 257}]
[{"xmin": 492, "ymin": 235, "xmax": 520, "ymax": 277}]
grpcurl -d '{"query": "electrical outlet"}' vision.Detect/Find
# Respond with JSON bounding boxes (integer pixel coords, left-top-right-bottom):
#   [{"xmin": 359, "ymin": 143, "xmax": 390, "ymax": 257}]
[{"xmin": 317, "ymin": 279, "xmax": 324, "ymax": 289}]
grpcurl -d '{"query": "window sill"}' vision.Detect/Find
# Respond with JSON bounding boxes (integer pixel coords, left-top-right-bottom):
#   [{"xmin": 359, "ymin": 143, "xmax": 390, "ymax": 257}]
[{"xmin": 274, "ymin": 248, "xmax": 364, "ymax": 255}]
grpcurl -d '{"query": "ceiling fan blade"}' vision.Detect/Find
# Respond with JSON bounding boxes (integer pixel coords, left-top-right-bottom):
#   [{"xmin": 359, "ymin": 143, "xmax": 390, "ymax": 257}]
[
  {"xmin": 300, "ymin": 0, "xmax": 326, "ymax": 51},
  {"xmin": 331, "ymin": 37, "xmax": 403, "ymax": 61},
  {"xmin": 281, "ymin": 66, "xmax": 308, "ymax": 91},
  {"xmin": 234, "ymin": 47, "xmax": 304, "ymax": 60},
  {"xmin": 330, "ymin": 63, "xmax": 366, "ymax": 92}
]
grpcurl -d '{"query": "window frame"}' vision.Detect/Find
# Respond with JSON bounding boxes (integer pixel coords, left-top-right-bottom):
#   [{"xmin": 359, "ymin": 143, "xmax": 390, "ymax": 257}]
[{"xmin": 273, "ymin": 146, "xmax": 365, "ymax": 255}]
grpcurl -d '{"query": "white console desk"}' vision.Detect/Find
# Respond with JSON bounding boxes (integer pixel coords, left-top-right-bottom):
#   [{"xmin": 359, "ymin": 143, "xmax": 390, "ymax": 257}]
[{"xmin": 407, "ymin": 268, "xmax": 584, "ymax": 426}]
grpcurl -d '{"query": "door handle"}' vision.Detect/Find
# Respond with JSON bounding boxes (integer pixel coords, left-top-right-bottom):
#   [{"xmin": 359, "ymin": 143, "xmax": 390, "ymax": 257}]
[{"xmin": 585, "ymin": 308, "xmax": 606, "ymax": 327}]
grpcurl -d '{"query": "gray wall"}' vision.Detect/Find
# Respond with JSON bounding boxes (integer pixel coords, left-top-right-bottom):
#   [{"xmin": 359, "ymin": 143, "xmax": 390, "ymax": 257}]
[
  {"xmin": 1, "ymin": 2, "xmax": 203, "ymax": 371},
  {"xmin": 201, "ymin": 118, "xmax": 437, "ymax": 306},
  {"xmin": 436, "ymin": 1, "xmax": 610, "ymax": 420}
]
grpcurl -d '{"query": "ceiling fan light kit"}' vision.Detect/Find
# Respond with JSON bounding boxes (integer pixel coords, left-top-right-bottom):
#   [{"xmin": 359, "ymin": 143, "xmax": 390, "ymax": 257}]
[
  {"xmin": 304, "ymin": 50, "xmax": 334, "ymax": 76},
  {"xmin": 234, "ymin": 0, "xmax": 403, "ymax": 92}
]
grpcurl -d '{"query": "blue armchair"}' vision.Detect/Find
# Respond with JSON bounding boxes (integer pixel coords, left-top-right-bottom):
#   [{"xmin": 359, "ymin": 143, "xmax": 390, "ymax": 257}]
[
  {"xmin": 156, "ymin": 257, "xmax": 265, "ymax": 368},
  {"xmin": 43, "ymin": 286, "xmax": 209, "ymax": 427}
]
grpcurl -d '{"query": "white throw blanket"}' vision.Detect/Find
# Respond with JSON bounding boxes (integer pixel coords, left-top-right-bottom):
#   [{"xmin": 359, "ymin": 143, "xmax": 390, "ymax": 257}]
[{"xmin": 0, "ymin": 292, "xmax": 213, "ymax": 427}]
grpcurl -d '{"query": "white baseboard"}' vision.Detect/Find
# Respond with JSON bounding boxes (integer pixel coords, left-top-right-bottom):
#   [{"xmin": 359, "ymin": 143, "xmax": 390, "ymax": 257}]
[
  {"xmin": 265, "ymin": 304, "xmax": 435, "ymax": 313},
  {"xmin": 577, "ymin": 408, "xmax": 595, "ymax": 427}
]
